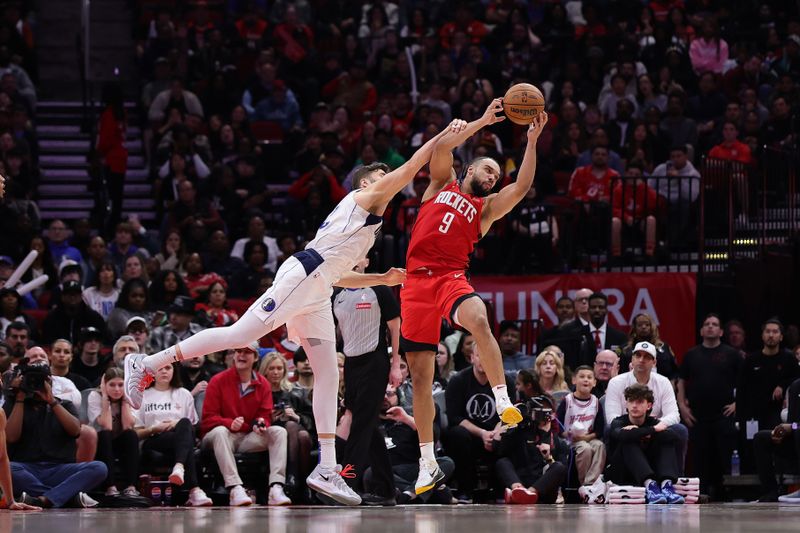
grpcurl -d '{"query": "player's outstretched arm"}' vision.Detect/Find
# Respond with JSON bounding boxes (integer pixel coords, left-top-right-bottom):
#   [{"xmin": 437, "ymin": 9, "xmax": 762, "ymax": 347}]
[
  {"xmin": 333, "ymin": 268, "xmax": 406, "ymax": 289},
  {"xmin": 354, "ymin": 120, "xmax": 467, "ymax": 212},
  {"xmin": 482, "ymin": 113, "xmax": 548, "ymax": 227},
  {"xmin": 429, "ymin": 99, "xmax": 506, "ymax": 187}
]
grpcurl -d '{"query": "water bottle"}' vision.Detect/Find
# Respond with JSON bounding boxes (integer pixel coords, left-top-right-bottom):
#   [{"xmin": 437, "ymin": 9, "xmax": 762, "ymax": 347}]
[{"xmin": 731, "ymin": 449, "xmax": 740, "ymax": 476}]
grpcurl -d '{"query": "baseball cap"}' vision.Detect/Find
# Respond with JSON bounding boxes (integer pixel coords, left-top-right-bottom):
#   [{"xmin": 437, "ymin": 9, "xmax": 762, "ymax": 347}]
[
  {"xmin": 633, "ymin": 341, "xmax": 656, "ymax": 358},
  {"xmin": 0, "ymin": 255, "xmax": 13, "ymax": 266},
  {"xmin": 125, "ymin": 316, "xmax": 148, "ymax": 330},
  {"xmin": 238, "ymin": 340, "xmax": 260, "ymax": 354},
  {"xmin": 62, "ymin": 280, "xmax": 83, "ymax": 293},
  {"xmin": 80, "ymin": 326, "xmax": 103, "ymax": 341},
  {"xmin": 168, "ymin": 295, "xmax": 196, "ymax": 315}
]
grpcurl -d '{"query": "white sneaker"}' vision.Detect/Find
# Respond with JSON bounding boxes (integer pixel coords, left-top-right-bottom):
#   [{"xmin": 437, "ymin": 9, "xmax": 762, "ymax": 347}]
[
  {"xmin": 186, "ymin": 487, "xmax": 213, "ymax": 507},
  {"xmin": 229, "ymin": 485, "xmax": 253, "ymax": 507},
  {"xmin": 123, "ymin": 353, "xmax": 154, "ymax": 409},
  {"xmin": 779, "ymin": 489, "xmax": 800, "ymax": 503},
  {"xmin": 169, "ymin": 463, "xmax": 185, "ymax": 486},
  {"xmin": 414, "ymin": 458, "xmax": 445, "ymax": 495},
  {"xmin": 268, "ymin": 484, "xmax": 292, "ymax": 506},
  {"xmin": 578, "ymin": 476, "xmax": 607, "ymax": 504},
  {"xmin": 122, "ymin": 486, "xmax": 140, "ymax": 497},
  {"xmin": 306, "ymin": 464, "xmax": 361, "ymax": 506},
  {"xmin": 105, "ymin": 486, "xmax": 120, "ymax": 497},
  {"xmin": 76, "ymin": 492, "xmax": 99, "ymax": 508}
]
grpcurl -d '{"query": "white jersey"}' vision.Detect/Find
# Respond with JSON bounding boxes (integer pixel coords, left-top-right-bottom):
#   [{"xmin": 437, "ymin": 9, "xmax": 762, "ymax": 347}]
[
  {"xmin": 562, "ymin": 393, "xmax": 599, "ymax": 440},
  {"xmin": 306, "ymin": 191, "xmax": 382, "ymax": 282}
]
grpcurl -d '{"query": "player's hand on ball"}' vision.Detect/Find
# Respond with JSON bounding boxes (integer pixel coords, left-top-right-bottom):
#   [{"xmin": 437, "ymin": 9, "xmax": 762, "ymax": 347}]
[
  {"xmin": 526, "ymin": 112, "xmax": 548, "ymax": 142},
  {"xmin": 382, "ymin": 267, "xmax": 406, "ymax": 286},
  {"xmin": 482, "ymin": 98, "xmax": 506, "ymax": 125}
]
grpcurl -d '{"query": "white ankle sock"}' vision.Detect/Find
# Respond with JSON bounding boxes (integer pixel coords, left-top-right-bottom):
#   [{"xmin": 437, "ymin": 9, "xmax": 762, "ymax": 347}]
[
  {"xmin": 492, "ymin": 384, "xmax": 512, "ymax": 408},
  {"xmin": 319, "ymin": 437, "xmax": 336, "ymax": 468},
  {"xmin": 419, "ymin": 442, "xmax": 436, "ymax": 462}
]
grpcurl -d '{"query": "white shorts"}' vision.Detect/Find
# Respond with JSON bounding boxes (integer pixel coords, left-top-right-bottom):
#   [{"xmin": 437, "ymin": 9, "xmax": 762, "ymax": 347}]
[{"xmin": 248, "ymin": 250, "xmax": 336, "ymax": 343}]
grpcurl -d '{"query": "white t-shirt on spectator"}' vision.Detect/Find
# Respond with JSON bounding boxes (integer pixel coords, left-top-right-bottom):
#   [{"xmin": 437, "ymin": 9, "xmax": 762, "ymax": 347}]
[
  {"xmin": 134, "ymin": 387, "xmax": 198, "ymax": 427},
  {"xmin": 230, "ymin": 236, "xmax": 281, "ymax": 274},
  {"xmin": 82, "ymin": 287, "xmax": 120, "ymax": 320},
  {"xmin": 603, "ymin": 371, "xmax": 680, "ymax": 428},
  {"xmin": 52, "ymin": 375, "xmax": 81, "ymax": 407},
  {"xmin": 87, "ymin": 390, "xmax": 123, "ymax": 436}
]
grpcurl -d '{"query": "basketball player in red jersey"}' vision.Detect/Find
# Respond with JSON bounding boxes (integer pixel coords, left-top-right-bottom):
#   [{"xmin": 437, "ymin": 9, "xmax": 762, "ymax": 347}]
[{"xmin": 401, "ymin": 99, "xmax": 548, "ymax": 494}]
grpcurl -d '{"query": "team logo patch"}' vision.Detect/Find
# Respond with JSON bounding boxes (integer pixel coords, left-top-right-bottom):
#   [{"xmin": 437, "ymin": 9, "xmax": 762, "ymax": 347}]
[{"xmin": 261, "ymin": 298, "xmax": 276, "ymax": 312}]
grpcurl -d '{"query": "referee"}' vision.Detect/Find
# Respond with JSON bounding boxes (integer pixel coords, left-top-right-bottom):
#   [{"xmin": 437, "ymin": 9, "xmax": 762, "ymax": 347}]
[{"xmin": 333, "ymin": 257, "xmax": 402, "ymax": 506}]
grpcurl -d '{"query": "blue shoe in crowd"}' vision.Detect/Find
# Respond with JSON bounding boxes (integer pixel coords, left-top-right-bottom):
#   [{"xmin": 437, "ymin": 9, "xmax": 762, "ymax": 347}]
[
  {"xmin": 660, "ymin": 481, "xmax": 685, "ymax": 504},
  {"xmin": 646, "ymin": 481, "xmax": 667, "ymax": 504}
]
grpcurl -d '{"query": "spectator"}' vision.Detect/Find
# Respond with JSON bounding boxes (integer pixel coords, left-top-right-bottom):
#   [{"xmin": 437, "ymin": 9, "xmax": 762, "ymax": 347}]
[
  {"xmin": 148, "ymin": 295, "xmax": 204, "ymax": 353},
  {"xmin": 737, "ymin": 319, "xmax": 799, "ymax": 471},
  {"xmin": 619, "ymin": 313, "xmax": 679, "ymax": 382},
  {"xmin": 592, "ymin": 349, "xmax": 619, "ymax": 396},
  {"xmin": 678, "ymin": 313, "xmax": 741, "ymax": 500},
  {"xmin": 201, "ymin": 230, "xmax": 246, "ymax": 283},
  {"xmin": 724, "ymin": 319, "xmax": 748, "ymax": 358},
  {"xmin": 534, "ymin": 350, "xmax": 569, "ymax": 404},
  {"xmin": 42, "ymin": 281, "xmax": 107, "ymax": 346},
  {"xmin": 435, "ymin": 342, "xmax": 456, "ymax": 384},
  {"xmin": 134, "ymin": 362, "xmax": 213, "ymax": 506},
  {"xmin": 70, "ymin": 327, "xmax": 110, "ymax": 386},
  {"xmin": 444, "ymin": 345, "xmax": 515, "ymax": 502},
  {"xmin": 22, "ymin": 347, "xmax": 81, "ymax": 408},
  {"xmin": 0, "ymin": 288, "xmax": 34, "ymax": 341},
  {"xmin": 125, "ymin": 316, "xmax": 152, "ymax": 355},
  {"xmin": 149, "ymin": 269, "xmax": 189, "ymax": 313},
  {"xmin": 230, "ymin": 214, "xmax": 281, "ymax": 274},
  {"xmin": 48, "ymin": 339, "xmax": 91, "ymax": 391},
  {"xmin": 321, "ymin": 61, "xmax": 378, "ymax": 121},
  {"xmin": 507, "ymin": 184, "xmax": 559, "ymax": 273},
  {"xmin": 148, "ymin": 78, "xmax": 204, "ymax": 126},
  {"xmin": 0, "ymin": 46, "xmax": 35, "ymax": 110},
  {"xmin": 108, "ymin": 223, "xmax": 141, "ymax": 274},
  {"xmin": 4, "ymin": 321, "xmax": 30, "ymax": 366},
  {"xmin": 80, "ymin": 236, "xmax": 108, "ymax": 288},
  {"xmin": 708, "ymin": 121, "xmax": 753, "ymax": 165},
  {"xmin": 87, "ymin": 367, "xmax": 140, "ymax": 498},
  {"xmin": 555, "ymin": 297, "xmax": 575, "ymax": 326},
  {"xmin": 498, "ymin": 321, "xmax": 534, "ymax": 372},
  {"xmin": 605, "ymin": 384, "xmax": 685, "ymax": 505},
  {"xmin": 599, "ymin": 74, "xmax": 638, "ymax": 121},
  {"xmin": 648, "ymin": 145, "xmax": 701, "ymax": 237},
  {"xmin": 556, "ymin": 365, "xmax": 606, "ymax": 486},
  {"xmin": 610, "ymin": 161, "xmax": 659, "ymax": 258},
  {"xmin": 46, "ymin": 220, "xmax": 82, "ymax": 267},
  {"xmin": 496, "ymin": 394, "xmax": 569, "ymax": 504},
  {"xmin": 568, "ymin": 145, "xmax": 619, "ymax": 204},
  {"xmin": 252, "ymin": 79, "xmax": 303, "ymax": 130},
  {"xmin": 5, "ymin": 357, "xmax": 106, "ymax": 508},
  {"xmin": 81, "ymin": 260, "xmax": 120, "ymax": 321},
  {"xmin": 200, "ymin": 341, "xmax": 291, "ymax": 506},
  {"xmin": 228, "ymin": 241, "xmax": 273, "ymax": 299},
  {"xmin": 515, "ymin": 368, "xmax": 544, "ymax": 402},
  {"xmin": 182, "ymin": 253, "xmax": 226, "ymax": 300},
  {"xmin": 753, "ymin": 378, "xmax": 800, "ymax": 503},
  {"xmin": 107, "ymin": 279, "xmax": 153, "ymax": 340},
  {"xmin": 659, "ymin": 94, "xmax": 698, "ymax": 149},
  {"xmin": 0, "ymin": 372, "xmax": 39, "ymax": 509},
  {"xmin": 689, "ymin": 18, "xmax": 729, "ymax": 75},
  {"xmin": 153, "ymin": 230, "xmax": 187, "ymax": 273},
  {"xmin": 604, "ymin": 341, "xmax": 687, "ymax": 470},
  {"xmin": 195, "ymin": 281, "xmax": 239, "ymax": 328},
  {"xmin": 580, "ymin": 292, "xmax": 628, "ymax": 366},
  {"xmin": 259, "ymin": 353, "xmax": 314, "ymax": 498},
  {"xmin": 111, "ymin": 335, "xmax": 139, "ymax": 369},
  {"xmin": 95, "ymin": 82, "xmax": 128, "ymax": 234}
]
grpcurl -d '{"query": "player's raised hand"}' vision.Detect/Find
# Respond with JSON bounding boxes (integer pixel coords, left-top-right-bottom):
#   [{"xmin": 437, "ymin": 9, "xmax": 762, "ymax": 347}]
[
  {"xmin": 448, "ymin": 119, "xmax": 468, "ymax": 134},
  {"xmin": 526, "ymin": 112, "xmax": 549, "ymax": 142},
  {"xmin": 481, "ymin": 98, "xmax": 506, "ymax": 125},
  {"xmin": 381, "ymin": 267, "xmax": 406, "ymax": 286}
]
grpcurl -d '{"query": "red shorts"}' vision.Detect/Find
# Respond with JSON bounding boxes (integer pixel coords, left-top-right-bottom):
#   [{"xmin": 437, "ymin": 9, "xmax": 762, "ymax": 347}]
[{"xmin": 400, "ymin": 270, "xmax": 478, "ymax": 352}]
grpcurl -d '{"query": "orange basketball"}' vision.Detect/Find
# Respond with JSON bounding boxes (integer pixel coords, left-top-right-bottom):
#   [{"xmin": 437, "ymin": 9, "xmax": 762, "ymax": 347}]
[{"xmin": 502, "ymin": 83, "xmax": 545, "ymax": 125}]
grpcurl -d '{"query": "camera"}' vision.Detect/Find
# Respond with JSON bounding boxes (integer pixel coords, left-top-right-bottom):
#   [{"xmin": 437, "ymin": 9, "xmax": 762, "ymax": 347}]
[
  {"xmin": 523, "ymin": 396, "xmax": 554, "ymax": 425},
  {"xmin": 273, "ymin": 401, "xmax": 286, "ymax": 411},
  {"xmin": 15, "ymin": 358, "xmax": 51, "ymax": 397}
]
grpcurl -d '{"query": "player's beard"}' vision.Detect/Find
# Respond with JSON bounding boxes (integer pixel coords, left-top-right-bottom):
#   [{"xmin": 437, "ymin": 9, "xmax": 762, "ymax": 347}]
[{"xmin": 469, "ymin": 175, "xmax": 492, "ymax": 198}]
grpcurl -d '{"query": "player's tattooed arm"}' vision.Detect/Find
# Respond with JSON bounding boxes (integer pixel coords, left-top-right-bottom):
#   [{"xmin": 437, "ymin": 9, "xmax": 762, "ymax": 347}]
[{"xmin": 333, "ymin": 267, "xmax": 407, "ymax": 288}]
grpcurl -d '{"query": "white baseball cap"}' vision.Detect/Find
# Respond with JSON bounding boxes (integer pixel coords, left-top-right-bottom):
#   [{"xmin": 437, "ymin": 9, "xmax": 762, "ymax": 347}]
[{"xmin": 633, "ymin": 341, "xmax": 656, "ymax": 358}]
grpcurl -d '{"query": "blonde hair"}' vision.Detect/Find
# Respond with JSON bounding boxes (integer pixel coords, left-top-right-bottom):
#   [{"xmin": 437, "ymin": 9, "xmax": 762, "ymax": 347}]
[
  {"xmin": 258, "ymin": 353, "xmax": 292, "ymax": 392},
  {"xmin": 535, "ymin": 350, "xmax": 568, "ymax": 392}
]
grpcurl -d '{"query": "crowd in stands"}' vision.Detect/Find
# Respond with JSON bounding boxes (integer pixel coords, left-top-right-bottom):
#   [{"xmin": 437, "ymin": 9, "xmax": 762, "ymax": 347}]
[{"xmin": 0, "ymin": 0, "xmax": 799, "ymax": 508}]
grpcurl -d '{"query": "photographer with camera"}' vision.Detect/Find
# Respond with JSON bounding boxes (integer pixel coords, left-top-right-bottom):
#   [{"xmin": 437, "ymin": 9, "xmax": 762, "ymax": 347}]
[
  {"xmin": 4, "ymin": 351, "xmax": 107, "ymax": 508},
  {"xmin": 495, "ymin": 394, "xmax": 569, "ymax": 504}
]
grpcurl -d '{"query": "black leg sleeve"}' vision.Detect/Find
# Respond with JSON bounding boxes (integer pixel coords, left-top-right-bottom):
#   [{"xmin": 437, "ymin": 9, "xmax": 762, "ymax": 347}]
[{"xmin": 532, "ymin": 462, "xmax": 567, "ymax": 504}]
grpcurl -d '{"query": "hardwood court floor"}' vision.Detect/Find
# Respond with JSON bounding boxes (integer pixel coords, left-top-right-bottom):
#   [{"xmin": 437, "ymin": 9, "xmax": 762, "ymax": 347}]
[{"xmin": 3, "ymin": 503, "xmax": 800, "ymax": 533}]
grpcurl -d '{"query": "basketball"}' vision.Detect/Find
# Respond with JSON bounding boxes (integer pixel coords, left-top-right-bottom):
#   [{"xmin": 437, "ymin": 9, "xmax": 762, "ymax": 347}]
[{"xmin": 502, "ymin": 83, "xmax": 545, "ymax": 125}]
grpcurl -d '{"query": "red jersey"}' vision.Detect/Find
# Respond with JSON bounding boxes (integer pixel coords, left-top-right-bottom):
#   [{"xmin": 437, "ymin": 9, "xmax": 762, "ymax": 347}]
[{"xmin": 406, "ymin": 181, "xmax": 484, "ymax": 272}]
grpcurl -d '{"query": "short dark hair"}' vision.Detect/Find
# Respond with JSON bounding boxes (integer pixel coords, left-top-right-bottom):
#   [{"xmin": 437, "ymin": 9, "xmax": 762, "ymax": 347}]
[
  {"xmin": 353, "ymin": 162, "xmax": 390, "ymax": 187},
  {"xmin": 574, "ymin": 365, "xmax": 595, "ymax": 375},
  {"xmin": 556, "ymin": 296, "xmax": 574, "ymax": 306},
  {"xmin": 499, "ymin": 320, "xmax": 520, "ymax": 334},
  {"xmin": 293, "ymin": 347, "xmax": 308, "ymax": 364},
  {"xmin": 704, "ymin": 313, "xmax": 721, "ymax": 324},
  {"xmin": 590, "ymin": 144, "xmax": 608, "ymax": 155},
  {"xmin": 624, "ymin": 383, "xmax": 654, "ymax": 403},
  {"xmin": 762, "ymin": 318, "xmax": 784, "ymax": 333},
  {"xmin": 588, "ymin": 292, "xmax": 607, "ymax": 305},
  {"xmin": 670, "ymin": 144, "xmax": 688, "ymax": 154},
  {"xmin": 6, "ymin": 321, "xmax": 30, "ymax": 336},
  {"xmin": 724, "ymin": 319, "xmax": 744, "ymax": 331}
]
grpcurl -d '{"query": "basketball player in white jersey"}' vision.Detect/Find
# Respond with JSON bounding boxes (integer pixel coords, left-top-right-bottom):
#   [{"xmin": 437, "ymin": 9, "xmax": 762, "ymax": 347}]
[{"xmin": 123, "ymin": 118, "xmax": 469, "ymax": 505}]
